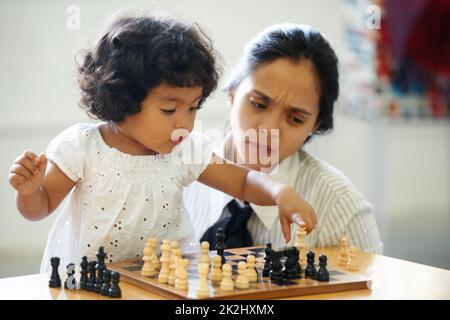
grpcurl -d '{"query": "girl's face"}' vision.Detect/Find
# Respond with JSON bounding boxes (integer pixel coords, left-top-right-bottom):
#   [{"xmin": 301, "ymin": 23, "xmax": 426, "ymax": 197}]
[
  {"xmin": 229, "ymin": 58, "xmax": 321, "ymax": 171},
  {"xmin": 119, "ymin": 83, "xmax": 203, "ymax": 155}
]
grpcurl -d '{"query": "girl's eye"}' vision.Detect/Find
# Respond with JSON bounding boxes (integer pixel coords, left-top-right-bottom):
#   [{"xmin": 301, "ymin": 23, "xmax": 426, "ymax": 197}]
[
  {"xmin": 161, "ymin": 108, "xmax": 176, "ymax": 114},
  {"xmin": 189, "ymin": 106, "xmax": 202, "ymax": 112},
  {"xmin": 250, "ymin": 98, "xmax": 267, "ymax": 109}
]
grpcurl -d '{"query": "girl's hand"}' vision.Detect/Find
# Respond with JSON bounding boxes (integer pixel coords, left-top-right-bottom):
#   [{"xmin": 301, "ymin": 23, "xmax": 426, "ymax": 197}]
[
  {"xmin": 8, "ymin": 151, "xmax": 47, "ymax": 196},
  {"xmin": 276, "ymin": 186, "xmax": 317, "ymax": 243}
]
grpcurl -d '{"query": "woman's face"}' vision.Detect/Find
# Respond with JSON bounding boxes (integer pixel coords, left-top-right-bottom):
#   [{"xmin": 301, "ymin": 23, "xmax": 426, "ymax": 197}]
[{"xmin": 229, "ymin": 58, "xmax": 321, "ymax": 171}]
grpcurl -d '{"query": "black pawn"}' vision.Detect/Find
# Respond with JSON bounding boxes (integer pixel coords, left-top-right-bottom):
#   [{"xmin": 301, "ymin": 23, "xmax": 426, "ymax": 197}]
[
  {"xmin": 269, "ymin": 250, "xmax": 285, "ymax": 285},
  {"xmin": 49, "ymin": 257, "xmax": 62, "ymax": 288},
  {"xmin": 295, "ymin": 247, "xmax": 302, "ymax": 276},
  {"xmin": 96, "ymin": 247, "xmax": 107, "ymax": 293},
  {"xmin": 216, "ymin": 227, "xmax": 226, "ymax": 266},
  {"xmin": 263, "ymin": 242, "xmax": 273, "ymax": 277},
  {"xmin": 305, "ymin": 251, "xmax": 317, "ymax": 279},
  {"xmin": 101, "ymin": 269, "xmax": 111, "ymax": 296},
  {"xmin": 64, "ymin": 263, "xmax": 77, "ymax": 289},
  {"xmin": 79, "ymin": 256, "xmax": 89, "ymax": 290},
  {"xmin": 283, "ymin": 247, "xmax": 301, "ymax": 279},
  {"xmin": 108, "ymin": 271, "xmax": 122, "ymax": 298},
  {"xmin": 86, "ymin": 261, "xmax": 97, "ymax": 292},
  {"xmin": 317, "ymin": 255, "xmax": 330, "ymax": 282}
]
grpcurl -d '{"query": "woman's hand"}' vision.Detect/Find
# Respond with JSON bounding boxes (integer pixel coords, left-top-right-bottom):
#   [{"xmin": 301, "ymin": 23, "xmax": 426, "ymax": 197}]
[
  {"xmin": 275, "ymin": 186, "xmax": 317, "ymax": 243},
  {"xmin": 9, "ymin": 151, "xmax": 47, "ymax": 196}
]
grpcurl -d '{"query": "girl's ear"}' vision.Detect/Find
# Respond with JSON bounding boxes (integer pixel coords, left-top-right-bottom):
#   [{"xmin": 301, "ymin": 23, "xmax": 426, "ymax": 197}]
[{"xmin": 227, "ymin": 88, "xmax": 235, "ymax": 107}]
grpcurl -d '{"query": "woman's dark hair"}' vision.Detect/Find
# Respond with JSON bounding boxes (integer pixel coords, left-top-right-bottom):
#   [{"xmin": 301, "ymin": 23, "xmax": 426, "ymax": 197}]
[
  {"xmin": 77, "ymin": 12, "xmax": 221, "ymax": 122},
  {"xmin": 227, "ymin": 23, "xmax": 339, "ymax": 138}
]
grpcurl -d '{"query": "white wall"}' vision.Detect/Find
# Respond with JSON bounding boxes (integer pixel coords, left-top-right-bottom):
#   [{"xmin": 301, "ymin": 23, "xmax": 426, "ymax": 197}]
[{"xmin": 0, "ymin": 0, "xmax": 448, "ymax": 277}]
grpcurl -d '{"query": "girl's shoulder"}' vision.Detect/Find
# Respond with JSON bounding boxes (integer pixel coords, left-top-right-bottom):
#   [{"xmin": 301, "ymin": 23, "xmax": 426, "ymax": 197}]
[{"xmin": 47, "ymin": 122, "xmax": 101, "ymax": 159}]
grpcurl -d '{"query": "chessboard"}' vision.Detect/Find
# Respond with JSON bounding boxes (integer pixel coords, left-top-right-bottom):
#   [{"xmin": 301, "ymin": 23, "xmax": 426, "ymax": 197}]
[{"xmin": 107, "ymin": 246, "xmax": 371, "ymax": 300}]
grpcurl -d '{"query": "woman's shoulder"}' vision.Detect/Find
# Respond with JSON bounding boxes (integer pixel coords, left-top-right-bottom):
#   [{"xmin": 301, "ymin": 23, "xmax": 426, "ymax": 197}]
[{"xmin": 297, "ymin": 150, "xmax": 368, "ymax": 202}]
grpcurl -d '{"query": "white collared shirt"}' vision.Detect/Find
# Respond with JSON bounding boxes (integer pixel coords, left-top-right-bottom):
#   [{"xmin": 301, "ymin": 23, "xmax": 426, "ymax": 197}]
[{"xmin": 183, "ymin": 149, "xmax": 383, "ymax": 253}]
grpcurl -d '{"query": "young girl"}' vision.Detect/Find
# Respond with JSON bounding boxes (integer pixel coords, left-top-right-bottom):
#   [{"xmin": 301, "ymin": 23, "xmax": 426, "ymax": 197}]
[{"xmin": 8, "ymin": 13, "xmax": 316, "ymax": 273}]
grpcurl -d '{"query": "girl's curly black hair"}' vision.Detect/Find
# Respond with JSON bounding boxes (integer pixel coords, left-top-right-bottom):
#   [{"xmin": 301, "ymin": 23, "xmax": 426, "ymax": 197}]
[{"xmin": 77, "ymin": 13, "xmax": 221, "ymax": 123}]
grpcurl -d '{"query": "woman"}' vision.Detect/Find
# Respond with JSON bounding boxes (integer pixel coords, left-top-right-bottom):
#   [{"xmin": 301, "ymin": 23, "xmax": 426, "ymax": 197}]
[{"xmin": 184, "ymin": 23, "xmax": 383, "ymax": 253}]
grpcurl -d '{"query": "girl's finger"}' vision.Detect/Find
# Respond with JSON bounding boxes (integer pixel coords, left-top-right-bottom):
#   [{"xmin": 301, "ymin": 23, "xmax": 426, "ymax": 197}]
[
  {"xmin": 10, "ymin": 164, "xmax": 32, "ymax": 179},
  {"xmin": 15, "ymin": 156, "xmax": 37, "ymax": 174},
  {"xmin": 23, "ymin": 150, "xmax": 39, "ymax": 162}
]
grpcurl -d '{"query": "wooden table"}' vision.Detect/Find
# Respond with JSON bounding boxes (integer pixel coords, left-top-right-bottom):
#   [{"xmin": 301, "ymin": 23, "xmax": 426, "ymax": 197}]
[{"xmin": 0, "ymin": 247, "xmax": 449, "ymax": 300}]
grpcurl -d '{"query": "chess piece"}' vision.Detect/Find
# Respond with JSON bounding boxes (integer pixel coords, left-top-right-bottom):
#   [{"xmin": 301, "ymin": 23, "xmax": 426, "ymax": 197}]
[
  {"xmin": 296, "ymin": 227, "xmax": 307, "ymax": 270},
  {"xmin": 200, "ymin": 241, "xmax": 211, "ymax": 267},
  {"xmin": 108, "ymin": 271, "xmax": 121, "ymax": 298},
  {"xmin": 347, "ymin": 245, "xmax": 360, "ymax": 271},
  {"xmin": 317, "ymin": 254, "xmax": 330, "ymax": 282},
  {"xmin": 64, "ymin": 263, "xmax": 77, "ymax": 290},
  {"xmin": 283, "ymin": 247, "xmax": 301, "ymax": 279},
  {"xmin": 196, "ymin": 263, "xmax": 210, "ymax": 298},
  {"xmin": 305, "ymin": 251, "xmax": 317, "ymax": 278},
  {"xmin": 174, "ymin": 258, "xmax": 189, "ymax": 291},
  {"xmin": 263, "ymin": 242, "xmax": 273, "ymax": 277},
  {"xmin": 337, "ymin": 235, "xmax": 349, "ymax": 266},
  {"xmin": 148, "ymin": 238, "xmax": 160, "ymax": 271},
  {"xmin": 269, "ymin": 250, "xmax": 285, "ymax": 285},
  {"xmin": 141, "ymin": 241, "xmax": 156, "ymax": 277},
  {"xmin": 49, "ymin": 257, "xmax": 61, "ymax": 288},
  {"xmin": 95, "ymin": 246, "xmax": 107, "ymax": 293},
  {"xmin": 101, "ymin": 269, "xmax": 111, "ymax": 296},
  {"xmin": 210, "ymin": 255, "xmax": 223, "ymax": 283},
  {"xmin": 216, "ymin": 227, "xmax": 226, "ymax": 266},
  {"xmin": 245, "ymin": 255, "xmax": 258, "ymax": 283},
  {"xmin": 86, "ymin": 261, "xmax": 97, "ymax": 291},
  {"xmin": 168, "ymin": 248, "xmax": 181, "ymax": 286},
  {"xmin": 235, "ymin": 261, "xmax": 250, "ymax": 289},
  {"xmin": 220, "ymin": 263, "xmax": 234, "ymax": 291},
  {"xmin": 158, "ymin": 240, "xmax": 171, "ymax": 283},
  {"xmin": 79, "ymin": 256, "xmax": 89, "ymax": 290}
]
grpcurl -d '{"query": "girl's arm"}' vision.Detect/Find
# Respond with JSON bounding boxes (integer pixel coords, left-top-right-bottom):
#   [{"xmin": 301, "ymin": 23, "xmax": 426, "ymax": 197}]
[
  {"xmin": 9, "ymin": 151, "xmax": 76, "ymax": 221},
  {"xmin": 197, "ymin": 154, "xmax": 317, "ymax": 242}
]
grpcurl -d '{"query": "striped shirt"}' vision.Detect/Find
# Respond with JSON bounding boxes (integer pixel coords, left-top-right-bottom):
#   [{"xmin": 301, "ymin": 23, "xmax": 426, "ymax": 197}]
[{"xmin": 183, "ymin": 149, "xmax": 383, "ymax": 254}]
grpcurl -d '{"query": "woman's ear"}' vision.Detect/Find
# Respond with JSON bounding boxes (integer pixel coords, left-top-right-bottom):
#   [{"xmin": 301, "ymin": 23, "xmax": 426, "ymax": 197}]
[
  {"xmin": 227, "ymin": 88, "xmax": 235, "ymax": 107},
  {"xmin": 312, "ymin": 120, "xmax": 321, "ymax": 133}
]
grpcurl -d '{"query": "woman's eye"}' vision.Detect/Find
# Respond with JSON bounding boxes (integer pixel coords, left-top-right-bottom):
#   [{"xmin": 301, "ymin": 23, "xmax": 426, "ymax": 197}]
[
  {"xmin": 161, "ymin": 108, "xmax": 176, "ymax": 114},
  {"xmin": 289, "ymin": 115, "xmax": 304, "ymax": 124},
  {"xmin": 250, "ymin": 98, "xmax": 266, "ymax": 109}
]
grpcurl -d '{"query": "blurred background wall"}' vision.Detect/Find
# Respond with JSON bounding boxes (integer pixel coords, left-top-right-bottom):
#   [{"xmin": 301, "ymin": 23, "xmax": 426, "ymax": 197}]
[{"xmin": 0, "ymin": 0, "xmax": 448, "ymax": 277}]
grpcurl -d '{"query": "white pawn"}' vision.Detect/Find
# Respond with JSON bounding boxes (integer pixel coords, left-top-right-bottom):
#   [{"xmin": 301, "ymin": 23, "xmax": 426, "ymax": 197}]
[
  {"xmin": 141, "ymin": 243, "xmax": 156, "ymax": 277},
  {"xmin": 175, "ymin": 258, "xmax": 189, "ymax": 291},
  {"xmin": 235, "ymin": 261, "xmax": 250, "ymax": 289},
  {"xmin": 196, "ymin": 263, "xmax": 210, "ymax": 298},
  {"xmin": 168, "ymin": 248, "xmax": 181, "ymax": 286},
  {"xmin": 245, "ymin": 255, "xmax": 257, "ymax": 283},
  {"xmin": 158, "ymin": 240, "xmax": 171, "ymax": 283},
  {"xmin": 210, "ymin": 255, "xmax": 223, "ymax": 283},
  {"xmin": 148, "ymin": 238, "xmax": 160, "ymax": 271},
  {"xmin": 347, "ymin": 245, "xmax": 360, "ymax": 271},
  {"xmin": 199, "ymin": 241, "xmax": 210, "ymax": 268},
  {"xmin": 337, "ymin": 235, "xmax": 349, "ymax": 266},
  {"xmin": 220, "ymin": 263, "xmax": 234, "ymax": 291},
  {"xmin": 296, "ymin": 227, "xmax": 307, "ymax": 270}
]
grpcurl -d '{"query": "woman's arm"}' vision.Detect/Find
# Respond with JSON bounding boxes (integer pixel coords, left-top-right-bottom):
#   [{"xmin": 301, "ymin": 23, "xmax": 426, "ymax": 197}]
[{"xmin": 198, "ymin": 154, "xmax": 317, "ymax": 242}]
